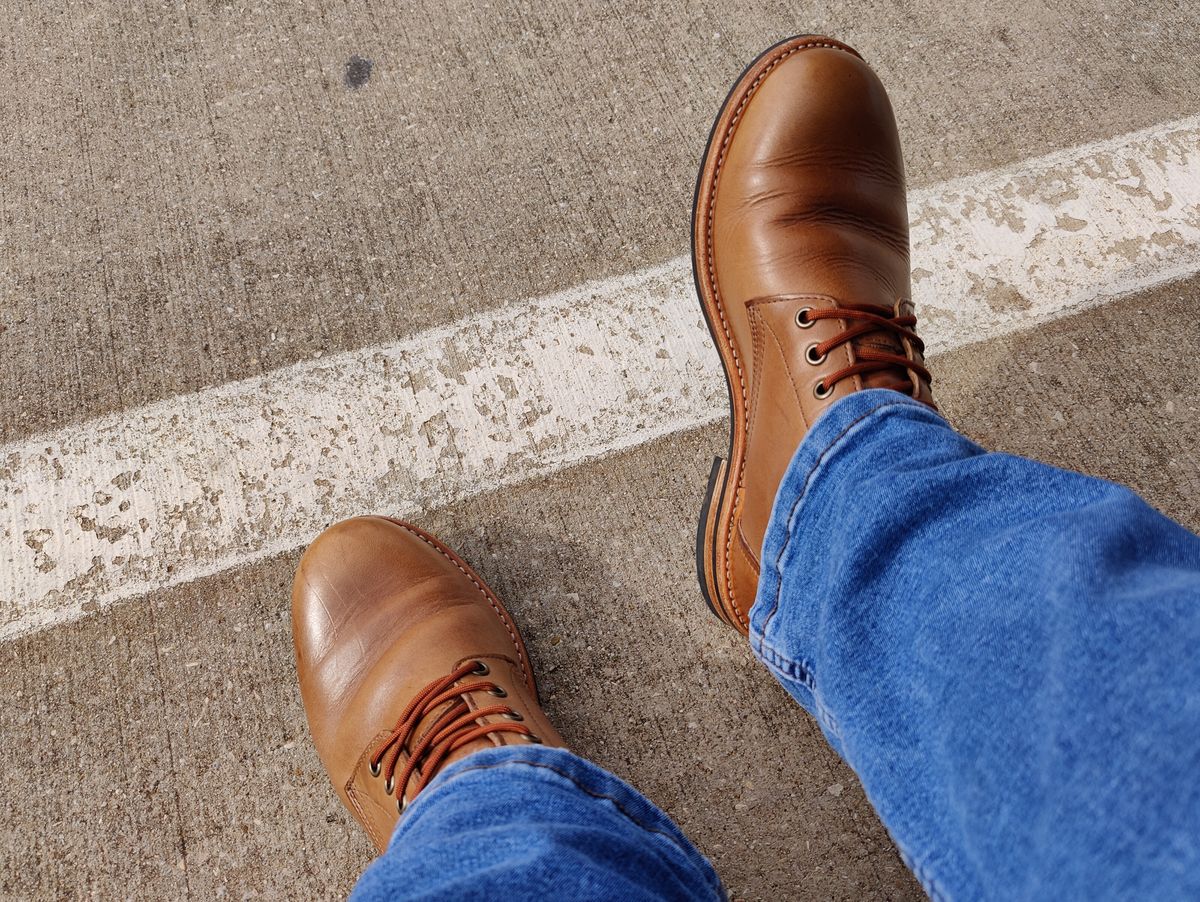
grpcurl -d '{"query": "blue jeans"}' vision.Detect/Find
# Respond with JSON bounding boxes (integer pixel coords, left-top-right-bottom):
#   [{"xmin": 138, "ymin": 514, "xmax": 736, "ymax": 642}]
[{"xmin": 352, "ymin": 390, "xmax": 1200, "ymax": 901}]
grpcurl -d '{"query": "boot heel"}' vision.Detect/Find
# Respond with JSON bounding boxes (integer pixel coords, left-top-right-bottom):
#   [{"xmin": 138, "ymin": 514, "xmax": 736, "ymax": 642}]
[{"xmin": 696, "ymin": 456, "xmax": 728, "ymax": 621}]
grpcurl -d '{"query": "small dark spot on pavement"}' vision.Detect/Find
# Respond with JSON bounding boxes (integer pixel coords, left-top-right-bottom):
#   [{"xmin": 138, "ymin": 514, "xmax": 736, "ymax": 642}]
[{"xmin": 344, "ymin": 55, "xmax": 373, "ymax": 90}]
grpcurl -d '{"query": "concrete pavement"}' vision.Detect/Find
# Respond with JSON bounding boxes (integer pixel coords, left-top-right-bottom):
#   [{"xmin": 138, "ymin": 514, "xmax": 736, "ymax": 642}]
[{"xmin": 3, "ymin": 1, "xmax": 1200, "ymax": 898}]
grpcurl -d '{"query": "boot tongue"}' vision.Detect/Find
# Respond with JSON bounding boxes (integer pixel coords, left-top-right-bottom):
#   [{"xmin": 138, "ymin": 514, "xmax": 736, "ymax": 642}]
[{"xmin": 849, "ymin": 304, "xmax": 913, "ymax": 392}]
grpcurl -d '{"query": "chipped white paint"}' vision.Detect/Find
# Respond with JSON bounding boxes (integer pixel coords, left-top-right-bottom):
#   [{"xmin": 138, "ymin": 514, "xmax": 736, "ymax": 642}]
[
  {"xmin": 4, "ymin": 114, "xmax": 1200, "ymax": 639},
  {"xmin": 911, "ymin": 114, "xmax": 1200, "ymax": 350}
]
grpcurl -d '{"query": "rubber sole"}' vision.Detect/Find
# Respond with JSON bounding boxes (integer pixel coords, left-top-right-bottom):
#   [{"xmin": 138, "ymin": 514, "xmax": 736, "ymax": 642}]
[{"xmin": 695, "ymin": 455, "xmax": 727, "ymax": 620}]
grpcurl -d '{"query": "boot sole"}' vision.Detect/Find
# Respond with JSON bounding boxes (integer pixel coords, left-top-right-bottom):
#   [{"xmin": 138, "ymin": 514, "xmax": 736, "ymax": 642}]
[{"xmin": 690, "ymin": 34, "xmax": 860, "ymax": 632}]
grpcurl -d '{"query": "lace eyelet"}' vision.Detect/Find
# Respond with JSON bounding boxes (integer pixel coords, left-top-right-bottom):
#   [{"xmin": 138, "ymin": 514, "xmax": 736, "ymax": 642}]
[
  {"xmin": 471, "ymin": 661, "xmax": 490, "ymax": 676},
  {"xmin": 369, "ymin": 760, "xmax": 381, "ymax": 778},
  {"xmin": 397, "ymin": 797, "xmax": 407, "ymax": 814},
  {"xmin": 814, "ymin": 380, "xmax": 834, "ymax": 400},
  {"xmin": 525, "ymin": 733, "xmax": 544, "ymax": 745},
  {"xmin": 805, "ymin": 343, "xmax": 826, "ymax": 365},
  {"xmin": 384, "ymin": 776, "xmax": 395, "ymax": 795},
  {"xmin": 795, "ymin": 307, "xmax": 815, "ymax": 329},
  {"xmin": 504, "ymin": 711, "xmax": 524, "ymax": 721},
  {"xmin": 489, "ymin": 686, "xmax": 508, "ymax": 698}
]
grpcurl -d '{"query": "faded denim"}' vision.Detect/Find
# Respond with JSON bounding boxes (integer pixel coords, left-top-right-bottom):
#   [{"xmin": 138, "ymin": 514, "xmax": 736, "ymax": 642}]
[
  {"xmin": 752, "ymin": 389, "xmax": 1200, "ymax": 900},
  {"xmin": 353, "ymin": 389, "xmax": 1200, "ymax": 901}
]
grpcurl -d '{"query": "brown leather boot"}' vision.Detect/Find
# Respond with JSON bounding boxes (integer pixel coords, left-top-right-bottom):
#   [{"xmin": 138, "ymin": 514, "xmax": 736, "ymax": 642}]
[
  {"xmin": 292, "ymin": 516, "xmax": 564, "ymax": 851},
  {"xmin": 693, "ymin": 35, "xmax": 935, "ymax": 634}
]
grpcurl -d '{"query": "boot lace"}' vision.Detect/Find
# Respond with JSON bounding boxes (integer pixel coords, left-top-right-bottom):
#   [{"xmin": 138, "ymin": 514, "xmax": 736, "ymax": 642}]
[
  {"xmin": 798, "ymin": 303, "xmax": 933, "ymax": 401},
  {"xmin": 369, "ymin": 659, "xmax": 540, "ymax": 812}
]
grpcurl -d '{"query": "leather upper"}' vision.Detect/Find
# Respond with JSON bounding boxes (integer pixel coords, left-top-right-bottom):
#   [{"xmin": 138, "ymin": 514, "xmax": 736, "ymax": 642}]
[
  {"xmin": 696, "ymin": 38, "xmax": 934, "ymax": 630},
  {"xmin": 292, "ymin": 516, "xmax": 563, "ymax": 851}
]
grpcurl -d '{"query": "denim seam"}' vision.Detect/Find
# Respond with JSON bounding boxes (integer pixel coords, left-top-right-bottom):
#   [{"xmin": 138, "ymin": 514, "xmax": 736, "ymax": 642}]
[
  {"xmin": 408, "ymin": 756, "xmax": 725, "ymax": 899},
  {"xmin": 758, "ymin": 642, "xmax": 844, "ymax": 748},
  {"xmin": 754, "ymin": 637, "xmax": 846, "ymax": 745},
  {"xmin": 905, "ymin": 853, "xmax": 949, "ymax": 902},
  {"xmin": 751, "ymin": 396, "xmax": 954, "ymax": 902},
  {"xmin": 756, "ymin": 397, "xmax": 922, "ymax": 640},
  {"xmin": 754, "ymin": 637, "xmax": 816, "ymax": 689},
  {"xmin": 746, "ymin": 394, "xmax": 965, "ymax": 902}
]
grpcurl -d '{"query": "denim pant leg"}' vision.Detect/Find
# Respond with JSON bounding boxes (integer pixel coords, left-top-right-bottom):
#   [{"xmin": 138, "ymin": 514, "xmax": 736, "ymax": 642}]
[
  {"xmin": 350, "ymin": 745, "xmax": 725, "ymax": 901},
  {"xmin": 750, "ymin": 388, "xmax": 1200, "ymax": 901}
]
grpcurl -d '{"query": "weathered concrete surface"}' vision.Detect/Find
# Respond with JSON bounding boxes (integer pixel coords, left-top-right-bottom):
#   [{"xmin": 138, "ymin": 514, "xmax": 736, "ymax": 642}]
[
  {"xmin": 3, "ymin": 0, "xmax": 1200, "ymax": 899},
  {"xmin": 3, "ymin": 278, "xmax": 1199, "ymax": 899},
  {"xmin": 6, "ymin": 0, "xmax": 1200, "ymax": 441}
]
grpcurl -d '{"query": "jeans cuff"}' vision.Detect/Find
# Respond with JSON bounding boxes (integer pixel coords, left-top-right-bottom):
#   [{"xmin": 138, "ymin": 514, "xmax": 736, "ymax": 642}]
[
  {"xmin": 411, "ymin": 746, "xmax": 662, "ymax": 830},
  {"xmin": 397, "ymin": 745, "xmax": 725, "ymax": 897}
]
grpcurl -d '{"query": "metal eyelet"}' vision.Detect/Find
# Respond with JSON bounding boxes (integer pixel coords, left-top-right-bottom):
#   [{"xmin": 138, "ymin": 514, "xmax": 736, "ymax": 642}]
[
  {"xmin": 397, "ymin": 797, "xmax": 407, "ymax": 814},
  {"xmin": 795, "ymin": 307, "xmax": 815, "ymax": 328},
  {"xmin": 814, "ymin": 380, "xmax": 834, "ymax": 400},
  {"xmin": 525, "ymin": 733, "xmax": 543, "ymax": 744},
  {"xmin": 384, "ymin": 776, "xmax": 395, "ymax": 795},
  {"xmin": 489, "ymin": 686, "xmax": 508, "ymax": 698},
  {"xmin": 805, "ymin": 343, "xmax": 826, "ymax": 365},
  {"xmin": 503, "ymin": 711, "xmax": 524, "ymax": 721},
  {"xmin": 369, "ymin": 760, "xmax": 381, "ymax": 777},
  {"xmin": 471, "ymin": 661, "xmax": 490, "ymax": 676}
]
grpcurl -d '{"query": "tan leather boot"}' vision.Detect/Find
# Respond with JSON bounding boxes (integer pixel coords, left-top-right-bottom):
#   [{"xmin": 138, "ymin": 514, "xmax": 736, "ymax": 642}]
[
  {"xmin": 693, "ymin": 36, "xmax": 935, "ymax": 634},
  {"xmin": 292, "ymin": 516, "xmax": 564, "ymax": 851}
]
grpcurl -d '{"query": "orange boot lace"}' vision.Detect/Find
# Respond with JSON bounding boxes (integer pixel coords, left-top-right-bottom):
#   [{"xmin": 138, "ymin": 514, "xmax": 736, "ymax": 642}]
[
  {"xmin": 797, "ymin": 303, "xmax": 934, "ymax": 404},
  {"xmin": 368, "ymin": 660, "xmax": 541, "ymax": 812}
]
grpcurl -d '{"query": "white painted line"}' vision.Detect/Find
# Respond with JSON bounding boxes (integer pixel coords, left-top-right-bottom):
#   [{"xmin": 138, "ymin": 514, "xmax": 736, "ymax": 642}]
[{"xmin": 4, "ymin": 114, "xmax": 1200, "ymax": 639}]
